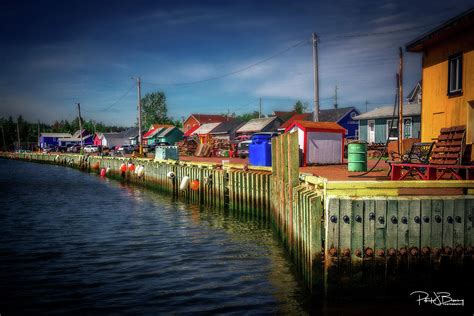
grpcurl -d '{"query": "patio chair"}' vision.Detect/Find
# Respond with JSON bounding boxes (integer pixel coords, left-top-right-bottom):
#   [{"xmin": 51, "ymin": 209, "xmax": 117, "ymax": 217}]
[{"xmin": 386, "ymin": 142, "xmax": 434, "ymax": 176}]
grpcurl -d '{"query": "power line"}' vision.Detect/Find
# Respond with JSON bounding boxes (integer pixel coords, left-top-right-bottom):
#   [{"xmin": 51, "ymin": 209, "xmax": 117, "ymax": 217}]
[
  {"xmin": 322, "ymin": 23, "xmax": 437, "ymax": 41},
  {"xmin": 82, "ymin": 84, "xmax": 135, "ymax": 113},
  {"xmin": 141, "ymin": 39, "xmax": 308, "ymax": 87}
]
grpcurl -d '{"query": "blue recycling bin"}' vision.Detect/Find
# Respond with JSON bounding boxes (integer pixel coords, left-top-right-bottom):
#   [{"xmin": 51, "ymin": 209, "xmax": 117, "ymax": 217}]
[{"xmin": 249, "ymin": 133, "xmax": 273, "ymax": 166}]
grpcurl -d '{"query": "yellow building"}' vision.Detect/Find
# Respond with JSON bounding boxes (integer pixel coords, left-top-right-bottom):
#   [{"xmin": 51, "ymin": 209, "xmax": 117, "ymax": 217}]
[{"xmin": 406, "ymin": 8, "xmax": 474, "ymax": 160}]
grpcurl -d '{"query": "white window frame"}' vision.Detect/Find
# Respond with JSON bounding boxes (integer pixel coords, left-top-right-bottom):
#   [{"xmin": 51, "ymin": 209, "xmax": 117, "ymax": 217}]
[
  {"xmin": 448, "ymin": 54, "xmax": 462, "ymax": 94},
  {"xmin": 386, "ymin": 119, "xmax": 399, "ymax": 140},
  {"xmin": 403, "ymin": 117, "xmax": 413, "ymax": 139}
]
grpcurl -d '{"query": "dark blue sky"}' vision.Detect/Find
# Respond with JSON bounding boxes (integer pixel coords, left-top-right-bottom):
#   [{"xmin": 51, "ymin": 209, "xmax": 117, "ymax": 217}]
[{"xmin": 0, "ymin": 0, "xmax": 472, "ymax": 125}]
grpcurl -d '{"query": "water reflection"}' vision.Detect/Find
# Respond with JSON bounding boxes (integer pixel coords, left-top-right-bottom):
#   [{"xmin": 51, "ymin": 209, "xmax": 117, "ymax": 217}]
[{"xmin": 0, "ymin": 159, "xmax": 308, "ymax": 315}]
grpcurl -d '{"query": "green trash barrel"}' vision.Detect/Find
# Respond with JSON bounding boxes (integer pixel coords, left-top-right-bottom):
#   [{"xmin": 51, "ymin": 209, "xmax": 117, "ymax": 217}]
[{"xmin": 348, "ymin": 143, "xmax": 367, "ymax": 172}]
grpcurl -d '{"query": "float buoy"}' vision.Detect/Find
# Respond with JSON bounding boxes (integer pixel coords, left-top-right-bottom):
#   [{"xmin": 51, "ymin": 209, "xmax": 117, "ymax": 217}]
[
  {"xmin": 167, "ymin": 171, "xmax": 175, "ymax": 179},
  {"xmin": 120, "ymin": 163, "xmax": 127, "ymax": 172},
  {"xmin": 190, "ymin": 179, "xmax": 200, "ymax": 191},
  {"xmin": 179, "ymin": 176, "xmax": 190, "ymax": 190},
  {"xmin": 128, "ymin": 163, "xmax": 135, "ymax": 172},
  {"xmin": 137, "ymin": 165, "xmax": 145, "ymax": 177},
  {"xmin": 106, "ymin": 167, "xmax": 110, "ymax": 174},
  {"xmin": 93, "ymin": 162, "xmax": 100, "ymax": 170},
  {"xmin": 100, "ymin": 168, "xmax": 106, "ymax": 177}
]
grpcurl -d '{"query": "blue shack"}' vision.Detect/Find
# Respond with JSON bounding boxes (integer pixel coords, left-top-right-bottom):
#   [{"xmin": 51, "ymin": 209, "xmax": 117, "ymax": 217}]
[{"xmin": 39, "ymin": 132, "xmax": 72, "ymax": 148}]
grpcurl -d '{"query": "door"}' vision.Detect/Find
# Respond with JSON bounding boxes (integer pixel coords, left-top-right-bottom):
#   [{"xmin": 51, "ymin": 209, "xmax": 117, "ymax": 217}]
[{"xmin": 368, "ymin": 120, "xmax": 375, "ymax": 143}]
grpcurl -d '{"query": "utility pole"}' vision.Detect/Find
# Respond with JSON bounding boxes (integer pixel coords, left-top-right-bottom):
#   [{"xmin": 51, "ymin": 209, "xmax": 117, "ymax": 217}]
[
  {"xmin": 1, "ymin": 125, "xmax": 6, "ymax": 151},
  {"xmin": 16, "ymin": 118, "xmax": 20, "ymax": 150},
  {"xmin": 136, "ymin": 77, "xmax": 143, "ymax": 156},
  {"xmin": 259, "ymin": 97, "xmax": 262, "ymax": 118},
  {"xmin": 334, "ymin": 85, "xmax": 338, "ymax": 109},
  {"xmin": 398, "ymin": 47, "xmax": 404, "ymax": 155},
  {"xmin": 37, "ymin": 120, "xmax": 40, "ymax": 150},
  {"xmin": 365, "ymin": 100, "xmax": 369, "ymax": 113},
  {"xmin": 77, "ymin": 102, "xmax": 84, "ymax": 148},
  {"xmin": 312, "ymin": 32, "xmax": 320, "ymax": 122}
]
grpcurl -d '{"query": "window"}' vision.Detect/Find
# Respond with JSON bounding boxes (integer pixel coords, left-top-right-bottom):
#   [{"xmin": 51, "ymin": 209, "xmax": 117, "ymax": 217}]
[
  {"xmin": 350, "ymin": 112, "xmax": 357, "ymax": 118},
  {"xmin": 355, "ymin": 129, "xmax": 359, "ymax": 139},
  {"xmin": 448, "ymin": 53, "xmax": 462, "ymax": 95},
  {"xmin": 386, "ymin": 119, "xmax": 398, "ymax": 140},
  {"xmin": 403, "ymin": 117, "xmax": 412, "ymax": 139}
]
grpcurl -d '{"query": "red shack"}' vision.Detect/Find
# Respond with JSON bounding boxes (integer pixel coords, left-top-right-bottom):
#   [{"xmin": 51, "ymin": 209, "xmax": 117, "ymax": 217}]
[{"xmin": 285, "ymin": 120, "xmax": 345, "ymax": 166}]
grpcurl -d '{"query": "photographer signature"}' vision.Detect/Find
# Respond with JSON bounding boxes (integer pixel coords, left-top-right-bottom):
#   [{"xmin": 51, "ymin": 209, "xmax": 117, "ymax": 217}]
[{"xmin": 410, "ymin": 291, "xmax": 464, "ymax": 306}]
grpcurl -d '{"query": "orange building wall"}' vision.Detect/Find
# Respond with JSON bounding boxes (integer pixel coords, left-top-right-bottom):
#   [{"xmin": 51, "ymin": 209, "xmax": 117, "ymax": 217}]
[
  {"xmin": 183, "ymin": 116, "xmax": 199, "ymax": 133},
  {"xmin": 421, "ymin": 27, "xmax": 474, "ymax": 154}
]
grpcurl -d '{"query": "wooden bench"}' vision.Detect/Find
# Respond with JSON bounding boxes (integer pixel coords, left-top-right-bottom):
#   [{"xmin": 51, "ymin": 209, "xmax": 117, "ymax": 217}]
[
  {"xmin": 386, "ymin": 142, "xmax": 434, "ymax": 176},
  {"xmin": 391, "ymin": 163, "xmax": 474, "ymax": 180},
  {"xmin": 390, "ymin": 125, "xmax": 472, "ymax": 180}
]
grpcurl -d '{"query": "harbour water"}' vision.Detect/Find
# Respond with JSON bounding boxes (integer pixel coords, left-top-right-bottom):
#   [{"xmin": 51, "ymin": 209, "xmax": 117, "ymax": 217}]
[{"xmin": 0, "ymin": 159, "xmax": 308, "ymax": 314}]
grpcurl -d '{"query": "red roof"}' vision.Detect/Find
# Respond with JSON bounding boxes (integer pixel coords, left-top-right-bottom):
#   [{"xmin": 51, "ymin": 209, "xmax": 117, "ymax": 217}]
[
  {"xmin": 143, "ymin": 124, "xmax": 174, "ymax": 138},
  {"xmin": 190, "ymin": 114, "xmax": 228, "ymax": 124},
  {"xmin": 279, "ymin": 113, "xmax": 313, "ymax": 129},
  {"xmin": 184, "ymin": 125, "xmax": 199, "ymax": 137},
  {"xmin": 285, "ymin": 120, "xmax": 346, "ymax": 133}
]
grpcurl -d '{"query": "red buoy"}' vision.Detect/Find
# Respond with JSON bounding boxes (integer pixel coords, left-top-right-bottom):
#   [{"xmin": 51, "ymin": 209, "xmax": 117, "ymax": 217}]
[
  {"xmin": 190, "ymin": 180, "xmax": 200, "ymax": 191},
  {"xmin": 100, "ymin": 168, "xmax": 106, "ymax": 177},
  {"xmin": 128, "ymin": 164, "xmax": 135, "ymax": 172},
  {"xmin": 120, "ymin": 163, "xmax": 127, "ymax": 172}
]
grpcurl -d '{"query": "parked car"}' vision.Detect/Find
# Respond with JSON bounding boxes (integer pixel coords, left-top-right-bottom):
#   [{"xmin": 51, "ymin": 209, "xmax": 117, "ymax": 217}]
[
  {"xmin": 83, "ymin": 145, "xmax": 98, "ymax": 153},
  {"xmin": 58, "ymin": 145, "xmax": 69, "ymax": 153},
  {"xmin": 237, "ymin": 140, "xmax": 252, "ymax": 158},
  {"xmin": 67, "ymin": 145, "xmax": 81, "ymax": 153},
  {"xmin": 118, "ymin": 144, "xmax": 134, "ymax": 154}
]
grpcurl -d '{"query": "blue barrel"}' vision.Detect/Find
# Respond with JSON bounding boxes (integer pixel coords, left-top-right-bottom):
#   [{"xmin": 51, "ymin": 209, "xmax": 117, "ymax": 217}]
[{"xmin": 249, "ymin": 133, "xmax": 273, "ymax": 166}]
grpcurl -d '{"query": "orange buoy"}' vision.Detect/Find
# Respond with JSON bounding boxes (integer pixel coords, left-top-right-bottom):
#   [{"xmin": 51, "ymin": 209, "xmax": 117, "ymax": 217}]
[
  {"xmin": 190, "ymin": 179, "xmax": 200, "ymax": 191},
  {"xmin": 100, "ymin": 168, "xmax": 106, "ymax": 177},
  {"xmin": 93, "ymin": 162, "xmax": 100, "ymax": 170},
  {"xmin": 120, "ymin": 163, "xmax": 127, "ymax": 172},
  {"xmin": 128, "ymin": 163, "xmax": 135, "ymax": 172}
]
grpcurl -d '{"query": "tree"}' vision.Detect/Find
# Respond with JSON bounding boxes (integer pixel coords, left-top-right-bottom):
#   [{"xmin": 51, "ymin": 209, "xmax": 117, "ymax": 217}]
[
  {"xmin": 229, "ymin": 111, "xmax": 260, "ymax": 122},
  {"xmin": 293, "ymin": 100, "xmax": 308, "ymax": 114},
  {"xmin": 141, "ymin": 91, "xmax": 172, "ymax": 128}
]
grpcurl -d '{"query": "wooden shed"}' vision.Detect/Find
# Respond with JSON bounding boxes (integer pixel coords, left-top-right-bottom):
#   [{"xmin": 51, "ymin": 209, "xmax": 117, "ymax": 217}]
[{"xmin": 285, "ymin": 120, "xmax": 345, "ymax": 166}]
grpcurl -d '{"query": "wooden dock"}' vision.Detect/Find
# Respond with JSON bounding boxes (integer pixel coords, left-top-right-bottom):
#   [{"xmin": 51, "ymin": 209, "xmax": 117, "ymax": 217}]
[{"xmin": 3, "ymin": 142, "xmax": 474, "ymax": 295}]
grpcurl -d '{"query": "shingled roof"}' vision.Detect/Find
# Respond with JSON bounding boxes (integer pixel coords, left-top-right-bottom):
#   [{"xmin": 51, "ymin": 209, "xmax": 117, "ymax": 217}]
[
  {"xmin": 319, "ymin": 107, "xmax": 356, "ymax": 122},
  {"xmin": 352, "ymin": 103, "xmax": 421, "ymax": 120},
  {"xmin": 190, "ymin": 114, "xmax": 228, "ymax": 124}
]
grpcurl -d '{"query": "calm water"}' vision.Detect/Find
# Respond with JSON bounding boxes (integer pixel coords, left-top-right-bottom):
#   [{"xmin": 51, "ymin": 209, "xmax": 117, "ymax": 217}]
[{"xmin": 0, "ymin": 159, "xmax": 309, "ymax": 315}]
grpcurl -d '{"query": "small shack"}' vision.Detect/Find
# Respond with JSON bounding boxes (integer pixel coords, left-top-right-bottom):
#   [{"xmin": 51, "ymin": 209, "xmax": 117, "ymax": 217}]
[
  {"xmin": 236, "ymin": 117, "xmax": 282, "ymax": 138},
  {"xmin": 192, "ymin": 122, "xmax": 222, "ymax": 143},
  {"xmin": 285, "ymin": 120, "xmax": 345, "ymax": 166}
]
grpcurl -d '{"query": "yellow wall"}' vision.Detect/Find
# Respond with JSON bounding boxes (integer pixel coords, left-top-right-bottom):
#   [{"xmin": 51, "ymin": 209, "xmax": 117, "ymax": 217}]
[{"xmin": 421, "ymin": 27, "xmax": 474, "ymax": 151}]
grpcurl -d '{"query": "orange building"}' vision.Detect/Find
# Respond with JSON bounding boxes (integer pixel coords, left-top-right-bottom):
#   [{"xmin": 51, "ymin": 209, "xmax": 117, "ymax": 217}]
[{"xmin": 406, "ymin": 8, "xmax": 474, "ymax": 160}]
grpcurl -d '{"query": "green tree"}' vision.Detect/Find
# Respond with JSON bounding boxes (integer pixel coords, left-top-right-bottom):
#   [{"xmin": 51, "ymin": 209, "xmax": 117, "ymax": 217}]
[
  {"xmin": 229, "ymin": 111, "xmax": 260, "ymax": 122},
  {"xmin": 141, "ymin": 91, "xmax": 171, "ymax": 128},
  {"xmin": 293, "ymin": 100, "xmax": 308, "ymax": 114}
]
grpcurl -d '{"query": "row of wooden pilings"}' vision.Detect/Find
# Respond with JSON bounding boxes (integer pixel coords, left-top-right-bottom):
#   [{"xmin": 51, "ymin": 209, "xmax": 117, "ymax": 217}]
[{"xmin": 4, "ymin": 149, "xmax": 474, "ymax": 296}]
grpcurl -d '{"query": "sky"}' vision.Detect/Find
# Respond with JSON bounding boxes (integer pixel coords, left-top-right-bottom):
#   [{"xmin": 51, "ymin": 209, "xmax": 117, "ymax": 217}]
[{"xmin": 0, "ymin": 0, "xmax": 473, "ymax": 126}]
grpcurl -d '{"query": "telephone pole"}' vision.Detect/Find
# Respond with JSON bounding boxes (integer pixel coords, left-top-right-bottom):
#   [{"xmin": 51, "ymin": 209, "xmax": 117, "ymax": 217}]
[
  {"xmin": 136, "ymin": 77, "xmax": 143, "ymax": 155},
  {"xmin": 312, "ymin": 32, "xmax": 320, "ymax": 122},
  {"xmin": 365, "ymin": 100, "xmax": 369, "ymax": 113},
  {"xmin": 334, "ymin": 85, "xmax": 338, "ymax": 109},
  {"xmin": 1, "ymin": 125, "xmax": 6, "ymax": 151},
  {"xmin": 259, "ymin": 97, "xmax": 262, "ymax": 118},
  {"xmin": 37, "ymin": 120, "xmax": 40, "ymax": 149},
  {"xmin": 398, "ymin": 47, "xmax": 404, "ymax": 155},
  {"xmin": 76, "ymin": 103, "xmax": 84, "ymax": 148},
  {"xmin": 16, "ymin": 118, "xmax": 20, "ymax": 150}
]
